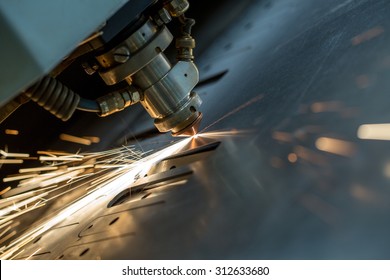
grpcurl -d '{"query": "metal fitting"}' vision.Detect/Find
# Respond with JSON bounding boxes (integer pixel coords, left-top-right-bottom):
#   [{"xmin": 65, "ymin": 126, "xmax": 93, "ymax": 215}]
[
  {"xmin": 113, "ymin": 46, "xmax": 130, "ymax": 63},
  {"xmin": 81, "ymin": 62, "xmax": 99, "ymax": 75},
  {"xmin": 176, "ymin": 35, "xmax": 195, "ymax": 61},
  {"xmin": 164, "ymin": 0, "xmax": 189, "ymax": 17},
  {"xmin": 97, "ymin": 86, "xmax": 141, "ymax": 117},
  {"xmin": 154, "ymin": 8, "xmax": 172, "ymax": 26}
]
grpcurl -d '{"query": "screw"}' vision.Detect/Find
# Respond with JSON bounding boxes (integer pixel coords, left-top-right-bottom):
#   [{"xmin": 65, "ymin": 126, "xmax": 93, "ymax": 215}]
[{"xmin": 113, "ymin": 46, "xmax": 130, "ymax": 63}]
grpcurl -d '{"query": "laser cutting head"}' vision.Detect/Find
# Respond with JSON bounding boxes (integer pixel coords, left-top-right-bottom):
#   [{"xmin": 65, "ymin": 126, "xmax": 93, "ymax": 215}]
[
  {"xmin": 151, "ymin": 90, "xmax": 203, "ymax": 137},
  {"xmin": 93, "ymin": 1, "xmax": 202, "ymax": 137}
]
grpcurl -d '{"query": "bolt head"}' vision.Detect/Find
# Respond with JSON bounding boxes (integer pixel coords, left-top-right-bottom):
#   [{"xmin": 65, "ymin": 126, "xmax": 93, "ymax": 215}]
[{"xmin": 113, "ymin": 46, "xmax": 130, "ymax": 63}]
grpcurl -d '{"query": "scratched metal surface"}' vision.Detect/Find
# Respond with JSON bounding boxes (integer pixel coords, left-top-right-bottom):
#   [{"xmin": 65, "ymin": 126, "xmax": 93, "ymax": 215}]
[{"xmin": 2, "ymin": 0, "xmax": 390, "ymax": 259}]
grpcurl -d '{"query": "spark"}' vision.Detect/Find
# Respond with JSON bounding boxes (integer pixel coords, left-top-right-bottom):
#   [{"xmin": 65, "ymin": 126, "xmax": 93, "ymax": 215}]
[
  {"xmin": 351, "ymin": 26, "xmax": 384, "ymax": 46},
  {"xmin": 82, "ymin": 136, "xmax": 100, "ymax": 143},
  {"xmin": 0, "ymin": 187, "xmax": 11, "ymax": 196},
  {"xmin": 288, "ymin": 153, "xmax": 298, "ymax": 163},
  {"xmin": 310, "ymin": 101, "xmax": 343, "ymax": 113},
  {"xmin": 37, "ymin": 150, "xmax": 83, "ymax": 157},
  {"xmin": 67, "ymin": 164, "xmax": 94, "ymax": 171},
  {"xmin": 0, "ymin": 159, "xmax": 23, "ymax": 164},
  {"xmin": 0, "ymin": 226, "xmax": 12, "ymax": 239},
  {"xmin": 0, "ymin": 191, "xmax": 42, "ymax": 207},
  {"xmin": 272, "ymin": 131, "xmax": 293, "ymax": 142},
  {"xmin": 38, "ymin": 156, "xmax": 83, "ymax": 162},
  {"xmin": 0, "ymin": 138, "xmax": 191, "ymax": 259},
  {"xmin": 59, "ymin": 133, "xmax": 92, "ymax": 146},
  {"xmin": 357, "ymin": 123, "xmax": 390, "ymax": 141},
  {"xmin": 94, "ymin": 164, "xmax": 130, "ymax": 169},
  {"xmin": 0, "ymin": 193, "xmax": 48, "ymax": 216},
  {"xmin": 5, "ymin": 129, "xmax": 19, "ymax": 136},
  {"xmin": 25, "ymin": 248, "xmax": 41, "ymax": 260},
  {"xmin": 195, "ymin": 129, "xmax": 250, "ymax": 139},
  {"xmin": 200, "ymin": 94, "xmax": 264, "ymax": 133},
  {"xmin": 294, "ymin": 146, "xmax": 328, "ymax": 166},
  {"xmin": 0, "ymin": 230, "xmax": 17, "ymax": 246},
  {"xmin": 19, "ymin": 166, "xmax": 58, "ymax": 173},
  {"xmin": 0, "ymin": 150, "xmax": 29, "ymax": 158},
  {"xmin": 38, "ymin": 170, "xmax": 84, "ymax": 188},
  {"xmin": 0, "ymin": 203, "xmax": 47, "ymax": 228},
  {"xmin": 0, "ymin": 220, "xmax": 14, "ymax": 231},
  {"xmin": 315, "ymin": 137, "xmax": 356, "ymax": 157},
  {"xmin": 350, "ymin": 185, "xmax": 381, "ymax": 204},
  {"xmin": 3, "ymin": 174, "xmax": 38, "ymax": 183},
  {"xmin": 9, "ymin": 249, "xmax": 24, "ymax": 260}
]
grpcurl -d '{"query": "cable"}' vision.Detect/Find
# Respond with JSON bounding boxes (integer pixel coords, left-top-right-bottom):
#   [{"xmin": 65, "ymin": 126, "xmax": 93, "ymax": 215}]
[{"xmin": 77, "ymin": 98, "xmax": 100, "ymax": 113}]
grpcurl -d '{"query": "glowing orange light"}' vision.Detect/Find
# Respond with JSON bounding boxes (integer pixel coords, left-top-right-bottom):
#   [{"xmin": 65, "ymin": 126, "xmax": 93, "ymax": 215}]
[
  {"xmin": 351, "ymin": 26, "xmax": 384, "ymax": 46},
  {"xmin": 272, "ymin": 131, "xmax": 293, "ymax": 142},
  {"xmin": 59, "ymin": 133, "xmax": 91, "ymax": 146},
  {"xmin": 310, "ymin": 101, "xmax": 343, "ymax": 113},
  {"xmin": 195, "ymin": 129, "xmax": 250, "ymax": 139},
  {"xmin": 5, "ymin": 129, "xmax": 19, "ymax": 136},
  {"xmin": 315, "ymin": 137, "xmax": 356, "ymax": 157},
  {"xmin": 288, "ymin": 153, "xmax": 298, "ymax": 163}
]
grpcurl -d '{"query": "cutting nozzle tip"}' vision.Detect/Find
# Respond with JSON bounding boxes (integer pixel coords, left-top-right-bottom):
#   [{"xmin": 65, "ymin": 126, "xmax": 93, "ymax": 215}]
[{"xmin": 172, "ymin": 112, "xmax": 202, "ymax": 137}]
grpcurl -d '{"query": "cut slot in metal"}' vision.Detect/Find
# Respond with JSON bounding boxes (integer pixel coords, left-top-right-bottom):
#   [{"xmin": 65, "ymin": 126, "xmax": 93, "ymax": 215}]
[
  {"xmin": 107, "ymin": 166, "xmax": 192, "ymax": 208},
  {"xmin": 196, "ymin": 70, "xmax": 228, "ymax": 88},
  {"xmin": 150, "ymin": 141, "xmax": 221, "ymax": 174},
  {"xmin": 79, "ymin": 248, "xmax": 90, "ymax": 257},
  {"xmin": 163, "ymin": 141, "xmax": 220, "ymax": 161}
]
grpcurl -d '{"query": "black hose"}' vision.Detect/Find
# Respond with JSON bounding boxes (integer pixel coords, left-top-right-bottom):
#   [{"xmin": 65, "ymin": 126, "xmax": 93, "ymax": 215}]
[
  {"xmin": 25, "ymin": 76, "xmax": 102, "ymax": 120},
  {"xmin": 25, "ymin": 76, "xmax": 80, "ymax": 121},
  {"xmin": 77, "ymin": 97, "xmax": 100, "ymax": 112}
]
